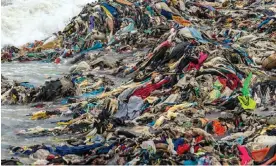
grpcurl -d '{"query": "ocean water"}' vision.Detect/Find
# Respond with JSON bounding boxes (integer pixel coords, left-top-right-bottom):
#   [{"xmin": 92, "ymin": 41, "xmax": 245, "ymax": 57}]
[
  {"xmin": 1, "ymin": 0, "xmax": 93, "ymax": 47},
  {"xmin": 1, "ymin": 0, "xmax": 93, "ymax": 160},
  {"xmin": 1, "ymin": 62, "xmax": 69, "ymax": 159}
]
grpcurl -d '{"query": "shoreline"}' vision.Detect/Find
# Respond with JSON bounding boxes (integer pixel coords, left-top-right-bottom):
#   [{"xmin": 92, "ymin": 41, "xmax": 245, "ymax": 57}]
[{"xmin": 1, "ymin": 0, "xmax": 276, "ymax": 165}]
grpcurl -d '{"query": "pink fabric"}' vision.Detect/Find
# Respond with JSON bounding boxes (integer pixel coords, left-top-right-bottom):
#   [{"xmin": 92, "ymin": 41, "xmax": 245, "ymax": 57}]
[
  {"xmin": 154, "ymin": 40, "xmax": 172, "ymax": 53},
  {"xmin": 185, "ymin": 52, "xmax": 208, "ymax": 71},
  {"xmin": 131, "ymin": 79, "xmax": 170, "ymax": 99},
  {"xmin": 238, "ymin": 145, "xmax": 252, "ymax": 165},
  {"xmin": 159, "ymin": 40, "xmax": 171, "ymax": 48}
]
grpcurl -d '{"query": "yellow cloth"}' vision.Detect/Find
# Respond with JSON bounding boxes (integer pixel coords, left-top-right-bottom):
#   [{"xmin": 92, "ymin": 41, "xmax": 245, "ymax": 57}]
[
  {"xmin": 39, "ymin": 39, "xmax": 61, "ymax": 50},
  {"xmin": 101, "ymin": 6, "xmax": 113, "ymax": 19},
  {"xmin": 167, "ymin": 110, "xmax": 178, "ymax": 119},
  {"xmin": 78, "ymin": 80, "xmax": 88, "ymax": 87},
  {"xmin": 260, "ymin": 125, "xmax": 276, "ymax": 135},
  {"xmin": 167, "ymin": 102, "xmax": 195, "ymax": 112},
  {"xmin": 238, "ymin": 96, "xmax": 256, "ymax": 110},
  {"xmin": 57, "ymin": 120, "xmax": 73, "ymax": 126},
  {"xmin": 154, "ymin": 116, "xmax": 165, "ymax": 127},
  {"xmin": 97, "ymin": 82, "xmax": 140, "ymax": 99},
  {"xmin": 145, "ymin": 96, "xmax": 159, "ymax": 104},
  {"xmin": 31, "ymin": 111, "xmax": 48, "ymax": 120}
]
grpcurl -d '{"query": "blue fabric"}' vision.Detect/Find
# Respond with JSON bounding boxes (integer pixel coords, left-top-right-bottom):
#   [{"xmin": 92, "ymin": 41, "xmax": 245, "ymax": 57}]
[
  {"xmin": 20, "ymin": 82, "xmax": 35, "ymax": 89},
  {"xmin": 81, "ymin": 86, "xmax": 105, "ymax": 98},
  {"xmin": 161, "ymin": 9, "xmax": 173, "ymax": 20},
  {"xmin": 183, "ymin": 160, "xmax": 198, "ymax": 165},
  {"xmin": 96, "ymin": 144, "xmax": 115, "ymax": 154},
  {"xmin": 43, "ymin": 145, "xmax": 58, "ymax": 155},
  {"xmin": 148, "ymin": 121, "xmax": 155, "ymax": 126},
  {"xmin": 223, "ymin": 39, "xmax": 232, "ymax": 44},
  {"xmin": 80, "ymin": 41, "xmax": 103, "ymax": 54},
  {"xmin": 257, "ymin": 18, "xmax": 271, "ymax": 29},
  {"xmin": 74, "ymin": 77, "xmax": 86, "ymax": 84},
  {"xmin": 188, "ymin": 27, "xmax": 208, "ymax": 43},
  {"xmin": 55, "ymin": 143, "xmax": 102, "ymax": 156},
  {"xmin": 101, "ymin": 3, "xmax": 119, "ymax": 18},
  {"xmin": 61, "ymin": 87, "xmax": 104, "ymax": 104},
  {"xmin": 146, "ymin": 6, "xmax": 154, "ymax": 16},
  {"xmin": 236, "ymin": 136, "xmax": 244, "ymax": 145},
  {"xmin": 173, "ymin": 138, "xmax": 184, "ymax": 151},
  {"xmin": 234, "ymin": 48, "xmax": 254, "ymax": 65}
]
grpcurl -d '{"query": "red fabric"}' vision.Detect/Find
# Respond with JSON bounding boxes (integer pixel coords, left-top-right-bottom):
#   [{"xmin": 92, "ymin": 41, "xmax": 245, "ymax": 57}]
[
  {"xmin": 153, "ymin": 40, "xmax": 171, "ymax": 54},
  {"xmin": 121, "ymin": 144, "xmax": 126, "ymax": 151},
  {"xmin": 177, "ymin": 144, "xmax": 190, "ymax": 154},
  {"xmin": 159, "ymin": 40, "xmax": 172, "ymax": 48},
  {"xmin": 47, "ymin": 154, "xmax": 56, "ymax": 160},
  {"xmin": 195, "ymin": 135, "xmax": 204, "ymax": 143},
  {"xmin": 218, "ymin": 77, "xmax": 227, "ymax": 89},
  {"xmin": 194, "ymin": 145, "xmax": 200, "ymax": 153},
  {"xmin": 55, "ymin": 58, "xmax": 61, "ymax": 64},
  {"xmin": 218, "ymin": 73, "xmax": 241, "ymax": 90},
  {"xmin": 186, "ymin": 52, "xmax": 208, "ymax": 71},
  {"xmin": 131, "ymin": 79, "xmax": 170, "ymax": 99}
]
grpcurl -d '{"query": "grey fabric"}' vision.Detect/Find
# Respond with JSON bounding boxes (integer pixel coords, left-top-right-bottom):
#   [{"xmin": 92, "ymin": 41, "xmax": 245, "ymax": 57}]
[
  {"xmin": 114, "ymin": 96, "xmax": 144, "ymax": 120},
  {"xmin": 60, "ymin": 77, "xmax": 74, "ymax": 93},
  {"xmin": 117, "ymin": 85, "xmax": 143, "ymax": 102},
  {"xmin": 31, "ymin": 149, "xmax": 50, "ymax": 159},
  {"xmin": 117, "ymin": 87, "xmax": 136, "ymax": 102},
  {"xmin": 163, "ymin": 93, "xmax": 181, "ymax": 103}
]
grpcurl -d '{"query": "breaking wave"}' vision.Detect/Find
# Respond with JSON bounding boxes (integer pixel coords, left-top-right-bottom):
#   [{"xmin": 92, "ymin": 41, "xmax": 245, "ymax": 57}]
[{"xmin": 1, "ymin": 0, "xmax": 92, "ymax": 47}]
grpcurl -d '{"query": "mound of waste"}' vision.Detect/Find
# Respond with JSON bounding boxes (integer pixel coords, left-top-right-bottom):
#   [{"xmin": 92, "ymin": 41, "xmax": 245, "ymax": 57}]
[{"xmin": 1, "ymin": 0, "xmax": 276, "ymax": 165}]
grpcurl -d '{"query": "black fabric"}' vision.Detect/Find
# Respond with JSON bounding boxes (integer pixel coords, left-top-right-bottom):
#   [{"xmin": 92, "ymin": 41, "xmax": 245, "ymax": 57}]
[
  {"xmin": 1, "ymin": 158, "xmax": 22, "ymax": 165},
  {"xmin": 116, "ymin": 130, "xmax": 136, "ymax": 138},
  {"xmin": 267, "ymin": 129, "xmax": 276, "ymax": 136},
  {"xmin": 150, "ymin": 45, "xmax": 170, "ymax": 67},
  {"xmin": 34, "ymin": 80, "xmax": 62, "ymax": 102},
  {"xmin": 162, "ymin": 42, "xmax": 189, "ymax": 64}
]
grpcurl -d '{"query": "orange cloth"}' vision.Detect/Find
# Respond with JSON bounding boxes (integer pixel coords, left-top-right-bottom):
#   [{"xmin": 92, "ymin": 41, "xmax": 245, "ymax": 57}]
[{"xmin": 213, "ymin": 120, "xmax": 226, "ymax": 136}]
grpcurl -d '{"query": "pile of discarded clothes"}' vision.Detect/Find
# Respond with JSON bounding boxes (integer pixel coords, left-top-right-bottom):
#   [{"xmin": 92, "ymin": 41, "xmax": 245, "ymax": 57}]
[{"xmin": 2, "ymin": 0, "xmax": 276, "ymax": 165}]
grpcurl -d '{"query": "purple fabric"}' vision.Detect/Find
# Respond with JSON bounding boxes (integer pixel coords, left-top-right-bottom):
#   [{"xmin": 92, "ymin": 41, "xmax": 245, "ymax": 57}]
[{"xmin": 89, "ymin": 16, "xmax": 95, "ymax": 31}]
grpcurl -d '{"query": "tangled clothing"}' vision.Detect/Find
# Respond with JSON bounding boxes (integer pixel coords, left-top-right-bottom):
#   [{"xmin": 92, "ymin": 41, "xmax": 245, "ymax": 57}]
[
  {"xmin": 114, "ymin": 96, "xmax": 144, "ymax": 120},
  {"xmin": 185, "ymin": 52, "xmax": 208, "ymax": 71},
  {"xmin": 153, "ymin": 40, "xmax": 172, "ymax": 53},
  {"xmin": 162, "ymin": 41, "xmax": 190, "ymax": 64},
  {"xmin": 89, "ymin": 16, "xmax": 95, "ymax": 31},
  {"xmin": 55, "ymin": 143, "xmax": 103, "ymax": 156},
  {"xmin": 131, "ymin": 78, "xmax": 170, "ymax": 99},
  {"xmin": 237, "ymin": 145, "xmax": 252, "ymax": 165},
  {"xmin": 155, "ymin": 2, "xmax": 173, "ymax": 13},
  {"xmin": 161, "ymin": 9, "xmax": 173, "ymax": 20},
  {"xmin": 74, "ymin": 17, "xmax": 89, "ymax": 34},
  {"xmin": 218, "ymin": 73, "xmax": 242, "ymax": 90},
  {"xmin": 150, "ymin": 40, "xmax": 172, "ymax": 65},
  {"xmin": 34, "ymin": 80, "xmax": 62, "ymax": 102}
]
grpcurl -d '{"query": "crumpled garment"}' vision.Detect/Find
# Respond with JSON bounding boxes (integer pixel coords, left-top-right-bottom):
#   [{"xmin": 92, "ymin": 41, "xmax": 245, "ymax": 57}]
[
  {"xmin": 188, "ymin": 28, "xmax": 208, "ymax": 43},
  {"xmin": 55, "ymin": 143, "xmax": 103, "ymax": 156},
  {"xmin": 238, "ymin": 96, "xmax": 256, "ymax": 110},
  {"xmin": 70, "ymin": 61, "xmax": 90, "ymax": 73},
  {"xmin": 131, "ymin": 78, "xmax": 170, "ymax": 99},
  {"xmin": 185, "ymin": 52, "xmax": 208, "ymax": 71},
  {"xmin": 141, "ymin": 140, "xmax": 156, "ymax": 154},
  {"xmin": 237, "ymin": 145, "xmax": 252, "ymax": 165},
  {"xmin": 114, "ymin": 96, "xmax": 144, "ymax": 120}
]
